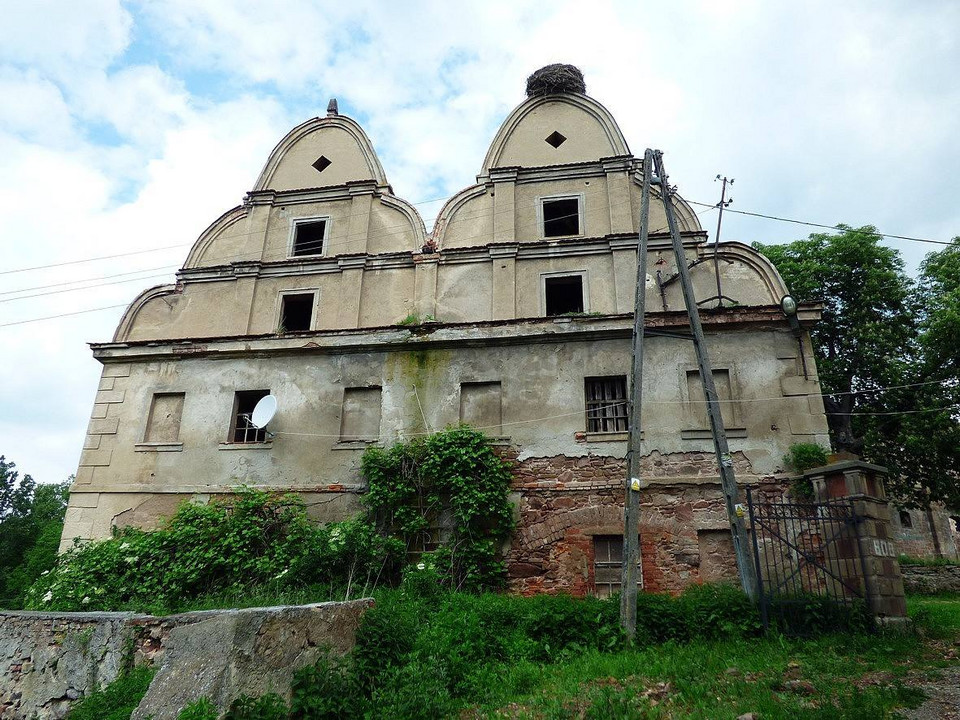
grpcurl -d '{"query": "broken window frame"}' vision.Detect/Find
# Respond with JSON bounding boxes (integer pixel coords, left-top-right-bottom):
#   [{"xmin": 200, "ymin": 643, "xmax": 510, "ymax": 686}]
[
  {"xmin": 592, "ymin": 534, "xmax": 641, "ymax": 598},
  {"xmin": 584, "ymin": 375, "xmax": 629, "ymax": 433},
  {"xmin": 288, "ymin": 215, "xmax": 331, "ymax": 258},
  {"xmin": 539, "ymin": 193, "xmax": 584, "ymax": 239},
  {"xmin": 277, "ymin": 289, "xmax": 318, "ymax": 333},
  {"xmin": 229, "ymin": 389, "xmax": 271, "ymax": 444},
  {"xmin": 898, "ymin": 510, "xmax": 913, "ymax": 528},
  {"xmin": 541, "ymin": 270, "xmax": 589, "ymax": 317}
]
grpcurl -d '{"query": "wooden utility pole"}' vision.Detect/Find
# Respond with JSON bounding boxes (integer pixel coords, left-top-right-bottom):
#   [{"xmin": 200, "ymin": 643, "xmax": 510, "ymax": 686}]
[
  {"xmin": 654, "ymin": 151, "xmax": 758, "ymax": 599},
  {"xmin": 620, "ymin": 149, "xmax": 653, "ymax": 640}
]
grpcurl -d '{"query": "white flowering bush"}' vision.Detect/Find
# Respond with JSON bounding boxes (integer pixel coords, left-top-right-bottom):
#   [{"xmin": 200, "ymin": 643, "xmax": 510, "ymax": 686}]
[{"xmin": 25, "ymin": 489, "xmax": 403, "ymax": 612}]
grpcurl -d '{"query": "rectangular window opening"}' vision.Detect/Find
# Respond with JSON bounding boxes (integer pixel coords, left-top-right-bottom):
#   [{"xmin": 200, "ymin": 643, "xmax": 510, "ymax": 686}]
[
  {"xmin": 280, "ymin": 293, "xmax": 315, "ymax": 332},
  {"xmin": 686, "ymin": 369, "xmax": 737, "ymax": 428},
  {"xmin": 459, "ymin": 382, "xmax": 503, "ymax": 436},
  {"xmin": 340, "ymin": 387, "xmax": 382, "ymax": 442},
  {"xmin": 292, "ymin": 219, "xmax": 327, "ymax": 256},
  {"xmin": 545, "ymin": 275, "xmax": 584, "ymax": 316},
  {"xmin": 585, "ymin": 376, "xmax": 629, "ymax": 433},
  {"xmin": 542, "ymin": 197, "xmax": 580, "ymax": 238},
  {"xmin": 231, "ymin": 390, "xmax": 270, "ymax": 443},
  {"xmin": 593, "ymin": 535, "xmax": 640, "ymax": 599},
  {"xmin": 144, "ymin": 392, "xmax": 185, "ymax": 443}
]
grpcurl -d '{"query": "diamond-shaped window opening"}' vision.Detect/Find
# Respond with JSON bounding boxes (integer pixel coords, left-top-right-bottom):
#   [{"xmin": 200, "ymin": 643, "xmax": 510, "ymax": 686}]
[
  {"xmin": 545, "ymin": 131, "xmax": 567, "ymax": 148},
  {"xmin": 312, "ymin": 155, "xmax": 332, "ymax": 173}
]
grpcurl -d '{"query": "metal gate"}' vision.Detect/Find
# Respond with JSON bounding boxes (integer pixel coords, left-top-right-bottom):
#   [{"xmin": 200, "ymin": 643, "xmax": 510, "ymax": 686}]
[{"xmin": 745, "ymin": 487, "xmax": 871, "ymax": 632}]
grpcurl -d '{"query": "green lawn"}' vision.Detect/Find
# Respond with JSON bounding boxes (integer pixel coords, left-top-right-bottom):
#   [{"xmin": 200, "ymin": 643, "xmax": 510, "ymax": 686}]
[{"xmin": 458, "ymin": 595, "xmax": 960, "ymax": 719}]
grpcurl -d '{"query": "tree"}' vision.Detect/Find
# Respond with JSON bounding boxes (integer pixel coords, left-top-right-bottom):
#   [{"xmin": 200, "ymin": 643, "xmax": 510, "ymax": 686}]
[
  {"xmin": 0, "ymin": 457, "xmax": 70, "ymax": 607},
  {"xmin": 755, "ymin": 226, "xmax": 916, "ymax": 452},
  {"xmin": 755, "ymin": 228, "xmax": 960, "ymax": 507}
]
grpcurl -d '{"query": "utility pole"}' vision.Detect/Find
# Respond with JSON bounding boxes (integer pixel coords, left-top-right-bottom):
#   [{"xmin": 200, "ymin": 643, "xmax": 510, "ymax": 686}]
[
  {"xmin": 712, "ymin": 175, "xmax": 734, "ymax": 307},
  {"xmin": 654, "ymin": 151, "xmax": 758, "ymax": 600},
  {"xmin": 620, "ymin": 149, "xmax": 653, "ymax": 640}
]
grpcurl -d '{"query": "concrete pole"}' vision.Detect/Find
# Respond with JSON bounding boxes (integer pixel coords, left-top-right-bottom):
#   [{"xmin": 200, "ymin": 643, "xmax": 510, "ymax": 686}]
[
  {"xmin": 620, "ymin": 149, "xmax": 654, "ymax": 639},
  {"xmin": 653, "ymin": 150, "xmax": 758, "ymax": 600}
]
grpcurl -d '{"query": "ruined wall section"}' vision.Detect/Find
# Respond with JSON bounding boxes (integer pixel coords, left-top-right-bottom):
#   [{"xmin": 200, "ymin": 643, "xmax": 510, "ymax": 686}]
[{"xmin": 505, "ymin": 452, "xmax": 789, "ymax": 595}]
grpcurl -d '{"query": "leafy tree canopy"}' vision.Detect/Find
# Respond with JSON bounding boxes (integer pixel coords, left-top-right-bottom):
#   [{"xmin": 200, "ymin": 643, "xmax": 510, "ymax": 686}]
[{"xmin": 755, "ymin": 229, "xmax": 960, "ymax": 507}]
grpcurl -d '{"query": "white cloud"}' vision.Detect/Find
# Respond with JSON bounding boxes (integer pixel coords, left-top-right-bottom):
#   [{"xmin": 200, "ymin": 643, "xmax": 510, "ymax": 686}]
[{"xmin": 1, "ymin": 0, "xmax": 959, "ymax": 484}]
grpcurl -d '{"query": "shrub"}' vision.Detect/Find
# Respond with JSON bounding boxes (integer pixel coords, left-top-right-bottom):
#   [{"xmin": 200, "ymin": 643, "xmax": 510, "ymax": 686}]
[
  {"xmin": 177, "ymin": 698, "xmax": 218, "ymax": 720},
  {"xmin": 66, "ymin": 666, "xmax": 154, "ymax": 720},
  {"xmin": 784, "ymin": 442, "xmax": 830, "ymax": 498},
  {"xmin": 362, "ymin": 426, "xmax": 515, "ymax": 592},
  {"xmin": 225, "ymin": 693, "xmax": 289, "ymax": 719},
  {"xmin": 26, "ymin": 489, "xmax": 403, "ymax": 613}
]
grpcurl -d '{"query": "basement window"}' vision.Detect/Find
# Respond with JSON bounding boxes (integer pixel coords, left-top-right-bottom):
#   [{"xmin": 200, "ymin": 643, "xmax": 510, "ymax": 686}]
[
  {"xmin": 541, "ymin": 196, "xmax": 581, "ymax": 238},
  {"xmin": 230, "ymin": 390, "xmax": 270, "ymax": 443},
  {"xmin": 585, "ymin": 376, "xmax": 629, "ymax": 433},
  {"xmin": 899, "ymin": 510, "xmax": 913, "ymax": 528},
  {"xmin": 279, "ymin": 292, "xmax": 315, "ymax": 333},
  {"xmin": 544, "ymin": 274, "xmax": 584, "ymax": 316},
  {"xmin": 290, "ymin": 217, "xmax": 329, "ymax": 257},
  {"xmin": 593, "ymin": 535, "xmax": 640, "ymax": 599}
]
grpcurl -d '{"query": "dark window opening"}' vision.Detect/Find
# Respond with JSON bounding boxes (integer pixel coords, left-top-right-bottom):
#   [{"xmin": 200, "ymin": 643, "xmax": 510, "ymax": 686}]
[
  {"xmin": 231, "ymin": 390, "xmax": 270, "ymax": 443},
  {"xmin": 312, "ymin": 155, "xmax": 332, "ymax": 172},
  {"xmin": 542, "ymin": 197, "xmax": 580, "ymax": 237},
  {"xmin": 545, "ymin": 131, "xmax": 567, "ymax": 148},
  {"xmin": 280, "ymin": 293, "xmax": 314, "ymax": 332},
  {"xmin": 292, "ymin": 220, "xmax": 327, "ymax": 256},
  {"xmin": 545, "ymin": 275, "xmax": 584, "ymax": 316},
  {"xmin": 899, "ymin": 510, "xmax": 913, "ymax": 528},
  {"xmin": 585, "ymin": 376, "xmax": 629, "ymax": 433},
  {"xmin": 593, "ymin": 535, "xmax": 640, "ymax": 598}
]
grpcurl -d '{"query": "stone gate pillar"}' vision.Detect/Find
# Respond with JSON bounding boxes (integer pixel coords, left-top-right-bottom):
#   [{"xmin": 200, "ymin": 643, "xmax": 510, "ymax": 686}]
[{"xmin": 804, "ymin": 460, "xmax": 908, "ymax": 619}]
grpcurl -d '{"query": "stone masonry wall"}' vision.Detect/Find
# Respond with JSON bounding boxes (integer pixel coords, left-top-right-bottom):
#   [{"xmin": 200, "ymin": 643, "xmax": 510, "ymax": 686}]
[
  {"xmin": 901, "ymin": 564, "xmax": 960, "ymax": 595},
  {"xmin": 0, "ymin": 600, "xmax": 371, "ymax": 720},
  {"xmin": 505, "ymin": 451, "xmax": 787, "ymax": 596}
]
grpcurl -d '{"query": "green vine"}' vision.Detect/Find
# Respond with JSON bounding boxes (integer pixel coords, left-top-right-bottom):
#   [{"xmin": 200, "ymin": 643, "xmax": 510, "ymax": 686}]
[{"xmin": 361, "ymin": 426, "xmax": 515, "ymax": 592}]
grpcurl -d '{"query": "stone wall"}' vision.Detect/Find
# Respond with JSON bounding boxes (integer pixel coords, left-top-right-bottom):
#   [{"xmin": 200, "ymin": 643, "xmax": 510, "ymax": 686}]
[
  {"xmin": 0, "ymin": 600, "xmax": 371, "ymax": 720},
  {"xmin": 506, "ymin": 452, "xmax": 788, "ymax": 596},
  {"xmin": 901, "ymin": 564, "xmax": 960, "ymax": 595}
]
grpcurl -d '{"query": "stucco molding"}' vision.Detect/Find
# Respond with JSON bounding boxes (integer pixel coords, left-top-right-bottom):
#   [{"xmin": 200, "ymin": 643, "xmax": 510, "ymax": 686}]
[
  {"xmin": 112, "ymin": 284, "xmax": 181, "ymax": 343},
  {"xmin": 252, "ymin": 115, "xmax": 390, "ymax": 191},
  {"xmin": 709, "ymin": 241, "xmax": 791, "ymax": 303},
  {"xmin": 430, "ymin": 184, "xmax": 490, "ymax": 249},
  {"xmin": 378, "ymin": 194, "xmax": 428, "ymax": 248},
  {"xmin": 183, "ymin": 206, "xmax": 249, "ymax": 269},
  {"xmin": 480, "ymin": 94, "xmax": 631, "ymax": 173}
]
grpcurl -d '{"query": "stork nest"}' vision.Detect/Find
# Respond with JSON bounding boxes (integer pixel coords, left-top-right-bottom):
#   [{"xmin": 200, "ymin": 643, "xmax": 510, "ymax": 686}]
[{"xmin": 525, "ymin": 64, "xmax": 586, "ymax": 97}]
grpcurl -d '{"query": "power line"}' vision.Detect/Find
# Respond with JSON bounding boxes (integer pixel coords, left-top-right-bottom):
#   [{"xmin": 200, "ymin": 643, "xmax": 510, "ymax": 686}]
[
  {"xmin": 686, "ymin": 200, "xmax": 955, "ymax": 247},
  {"xmin": 0, "ymin": 304, "xmax": 130, "ymax": 328}
]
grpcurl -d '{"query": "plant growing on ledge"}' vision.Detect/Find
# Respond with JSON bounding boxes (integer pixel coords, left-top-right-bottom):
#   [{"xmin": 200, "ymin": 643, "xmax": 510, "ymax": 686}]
[
  {"xmin": 783, "ymin": 442, "xmax": 830, "ymax": 499},
  {"xmin": 361, "ymin": 426, "xmax": 515, "ymax": 591}
]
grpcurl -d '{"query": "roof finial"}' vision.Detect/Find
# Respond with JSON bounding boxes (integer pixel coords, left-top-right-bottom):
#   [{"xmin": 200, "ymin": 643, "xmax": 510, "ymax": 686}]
[{"xmin": 326, "ymin": 98, "xmax": 339, "ymax": 116}]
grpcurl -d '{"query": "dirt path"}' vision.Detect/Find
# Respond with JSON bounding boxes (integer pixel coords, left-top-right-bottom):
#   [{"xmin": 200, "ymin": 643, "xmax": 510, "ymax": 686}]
[{"xmin": 899, "ymin": 664, "xmax": 960, "ymax": 720}]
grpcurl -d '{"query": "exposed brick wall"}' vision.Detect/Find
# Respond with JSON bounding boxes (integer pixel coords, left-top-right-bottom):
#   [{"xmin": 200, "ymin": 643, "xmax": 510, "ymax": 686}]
[{"xmin": 504, "ymin": 452, "xmax": 786, "ymax": 596}]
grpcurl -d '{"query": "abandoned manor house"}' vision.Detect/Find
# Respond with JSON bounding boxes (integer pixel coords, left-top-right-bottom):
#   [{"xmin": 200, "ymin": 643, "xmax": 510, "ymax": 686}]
[{"xmin": 64, "ymin": 67, "xmax": 930, "ymax": 596}]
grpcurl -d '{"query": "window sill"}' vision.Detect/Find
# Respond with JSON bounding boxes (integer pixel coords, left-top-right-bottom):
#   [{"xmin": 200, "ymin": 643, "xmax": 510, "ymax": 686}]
[
  {"xmin": 333, "ymin": 440, "xmax": 380, "ymax": 450},
  {"xmin": 218, "ymin": 442, "xmax": 273, "ymax": 451},
  {"xmin": 681, "ymin": 428, "xmax": 747, "ymax": 440},
  {"xmin": 134, "ymin": 442, "xmax": 183, "ymax": 453}
]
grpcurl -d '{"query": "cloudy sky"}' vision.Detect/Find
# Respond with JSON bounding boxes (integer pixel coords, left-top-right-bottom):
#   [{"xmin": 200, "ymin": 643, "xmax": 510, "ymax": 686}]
[{"xmin": 1, "ymin": 0, "xmax": 958, "ymax": 484}]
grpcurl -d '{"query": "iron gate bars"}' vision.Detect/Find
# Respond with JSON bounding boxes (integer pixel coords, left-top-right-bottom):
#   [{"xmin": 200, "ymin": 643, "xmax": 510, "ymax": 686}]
[{"xmin": 746, "ymin": 487, "xmax": 872, "ymax": 632}]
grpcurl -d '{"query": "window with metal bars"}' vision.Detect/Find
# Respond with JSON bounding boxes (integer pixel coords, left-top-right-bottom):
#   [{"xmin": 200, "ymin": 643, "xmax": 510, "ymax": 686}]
[
  {"xmin": 585, "ymin": 376, "xmax": 629, "ymax": 433},
  {"xmin": 593, "ymin": 535, "xmax": 640, "ymax": 598},
  {"xmin": 230, "ymin": 390, "xmax": 270, "ymax": 443}
]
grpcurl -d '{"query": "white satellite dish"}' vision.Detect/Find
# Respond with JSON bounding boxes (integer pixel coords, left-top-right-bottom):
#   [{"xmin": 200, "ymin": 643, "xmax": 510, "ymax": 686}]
[{"xmin": 250, "ymin": 395, "xmax": 278, "ymax": 429}]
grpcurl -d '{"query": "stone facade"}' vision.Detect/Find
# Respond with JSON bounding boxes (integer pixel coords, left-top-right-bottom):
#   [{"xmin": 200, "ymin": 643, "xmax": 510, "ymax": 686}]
[
  {"xmin": 61, "ymin": 67, "xmax": 836, "ymax": 598},
  {"xmin": 901, "ymin": 564, "xmax": 960, "ymax": 595},
  {"xmin": 506, "ymin": 451, "xmax": 787, "ymax": 595},
  {"xmin": 0, "ymin": 600, "xmax": 371, "ymax": 720}
]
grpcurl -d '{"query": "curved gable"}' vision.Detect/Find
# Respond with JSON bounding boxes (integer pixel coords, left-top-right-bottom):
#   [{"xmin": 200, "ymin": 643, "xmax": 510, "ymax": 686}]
[
  {"xmin": 254, "ymin": 115, "xmax": 390, "ymax": 192},
  {"xmin": 481, "ymin": 94, "xmax": 630, "ymax": 172}
]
